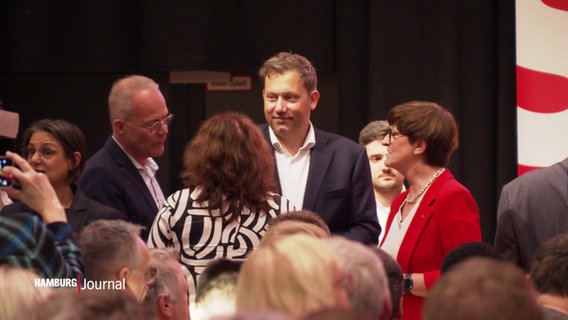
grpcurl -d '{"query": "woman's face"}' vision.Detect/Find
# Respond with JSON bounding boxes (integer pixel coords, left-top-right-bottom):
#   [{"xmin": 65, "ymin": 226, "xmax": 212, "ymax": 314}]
[
  {"xmin": 26, "ymin": 131, "xmax": 75, "ymax": 187},
  {"xmin": 382, "ymin": 126, "xmax": 415, "ymax": 173}
]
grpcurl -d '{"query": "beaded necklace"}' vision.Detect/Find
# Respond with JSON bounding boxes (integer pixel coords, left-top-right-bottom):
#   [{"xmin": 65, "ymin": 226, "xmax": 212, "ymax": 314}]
[{"xmin": 405, "ymin": 168, "xmax": 445, "ymax": 204}]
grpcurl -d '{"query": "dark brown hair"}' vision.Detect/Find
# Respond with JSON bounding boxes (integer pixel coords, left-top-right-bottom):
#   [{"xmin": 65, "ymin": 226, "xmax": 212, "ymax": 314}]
[
  {"xmin": 387, "ymin": 101, "xmax": 458, "ymax": 167},
  {"xmin": 359, "ymin": 120, "xmax": 389, "ymax": 145},
  {"xmin": 180, "ymin": 111, "xmax": 277, "ymax": 223},
  {"xmin": 530, "ymin": 234, "xmax": 568, "ymax": 296},
  {"xmin": 373, "ymin": 247, "xmax": 403, "ymax": 320}
]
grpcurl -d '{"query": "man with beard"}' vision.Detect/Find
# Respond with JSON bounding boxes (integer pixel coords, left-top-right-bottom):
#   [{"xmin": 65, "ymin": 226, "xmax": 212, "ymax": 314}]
[{"xmin": 359, "ymin": 120, "xmax": 405, "ymax": 244}]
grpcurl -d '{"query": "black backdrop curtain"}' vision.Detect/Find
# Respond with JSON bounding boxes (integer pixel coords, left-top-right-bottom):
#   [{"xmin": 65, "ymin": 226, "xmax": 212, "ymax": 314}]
[{"xmin": 0, "ymin": 1, "xmax": 517, "ymax": 242}]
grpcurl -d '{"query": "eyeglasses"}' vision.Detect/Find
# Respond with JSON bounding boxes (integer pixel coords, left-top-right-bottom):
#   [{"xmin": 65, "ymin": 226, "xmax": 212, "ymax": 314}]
[
  {"xmin": 386, "ymin": 128, "xmax": 407, "ymax": 144},
  {"xmin": 142, "ymin": 113, "xmax": 174, "ymax": 134},
  {"xmin": 23, "ymin": 146, "xmax": 58, "ymax": 160}
]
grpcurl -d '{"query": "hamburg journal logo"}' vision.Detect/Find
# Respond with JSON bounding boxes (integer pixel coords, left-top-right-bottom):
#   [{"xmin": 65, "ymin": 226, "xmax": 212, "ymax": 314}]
[{"xmin": 34, "ymin": 274, "xmax": 126, "ymax": 294}]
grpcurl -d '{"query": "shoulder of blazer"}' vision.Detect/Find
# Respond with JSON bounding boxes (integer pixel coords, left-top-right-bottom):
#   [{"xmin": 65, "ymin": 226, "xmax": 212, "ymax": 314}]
[
  {"xmin": 420, "ymin": 169, "xmax": 459, "ymax": 206},
  {"xmin": 103, "ymin": 138, "xmax": 133, "ymax": 167},
  {"xmin": 507, "ymin": 159, "xmax": 568, "ymax": 190},
  {"xmin": 89, "ymin": 139, "xmax": 143, "ymax": 186},
  {"xmin": 559, "ymin": 157, "xmax": 568, "ymax": 170},
  {"xmin": 313, "ymin": 127, "xmax": 338, "ymax": 145},
  {"xmin": 312, "ymin": 127, "xmax": 361, "ymax": 152}
]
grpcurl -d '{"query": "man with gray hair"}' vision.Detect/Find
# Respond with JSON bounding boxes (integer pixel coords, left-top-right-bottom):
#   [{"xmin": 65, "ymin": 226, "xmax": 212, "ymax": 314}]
[
  {"xmin": 143, "ymin": 248, "xmax": 190, "ymax": 320},
  {"xmin": 326, "ymin": 236, "xmax": 392, "ymax": 320},
  {"xmin": 79, "ymin": 75, "xmax": 173, "ymax": 240},
  {"xmin": 76, "ymin": 219, "xmax": 154, "ymax": 302},
  {"xmin": 359, "ymin": 120, "xmax": 405, "ymax": 244}
]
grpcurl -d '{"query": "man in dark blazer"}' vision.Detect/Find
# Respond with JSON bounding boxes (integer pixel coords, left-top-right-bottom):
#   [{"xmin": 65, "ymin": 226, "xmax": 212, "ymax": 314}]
[
  {"xmin": 79, "ymin": 75, "xmax": 172, "ymax": 240},
  {"xmin": 494, "ymin": 157, "xmax": 568, "ymax": 272},
  {"xmin": 258, "ymin": 52, "xmax": 379, "ymax": 244}
]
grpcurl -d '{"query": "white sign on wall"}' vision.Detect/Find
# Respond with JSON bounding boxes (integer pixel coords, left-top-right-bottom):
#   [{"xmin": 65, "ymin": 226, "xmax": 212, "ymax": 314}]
[{"xmin": 206, "ymin": 75, "xmax": 252, "ymax": 92}]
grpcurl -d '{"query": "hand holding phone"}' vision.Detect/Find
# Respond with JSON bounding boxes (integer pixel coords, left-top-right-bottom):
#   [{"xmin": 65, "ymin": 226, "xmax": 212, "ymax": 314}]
[
  {"xmin": 0, "ymin": 156, "xmax": 14, "ymax": 187},
  {"xmin": 1, "ymin": 151, "xmax": 65, "ymax": 223}
]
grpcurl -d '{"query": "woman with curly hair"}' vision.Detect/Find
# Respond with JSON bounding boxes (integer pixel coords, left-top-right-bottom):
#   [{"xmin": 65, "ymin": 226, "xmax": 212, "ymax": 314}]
[{"xmin": 148, "ymin": 111, "xmax": 293, "ymax": 302}]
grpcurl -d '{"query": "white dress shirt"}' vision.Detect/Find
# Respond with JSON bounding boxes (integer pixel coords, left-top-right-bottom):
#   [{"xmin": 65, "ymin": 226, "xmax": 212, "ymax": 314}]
[
  {"xmin": 113, "ymin": 137, "xmax": 166, "ymax": 209},
  {"xmin": 268, "ymin": 123, "xmax": 316, "ymax": 209}
]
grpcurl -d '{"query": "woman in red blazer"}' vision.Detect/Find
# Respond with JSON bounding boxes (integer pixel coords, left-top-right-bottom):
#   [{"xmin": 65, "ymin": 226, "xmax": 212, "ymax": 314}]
[{"xmin": 379, "ymin": 101, "xmax": 481, "ymax": 320}]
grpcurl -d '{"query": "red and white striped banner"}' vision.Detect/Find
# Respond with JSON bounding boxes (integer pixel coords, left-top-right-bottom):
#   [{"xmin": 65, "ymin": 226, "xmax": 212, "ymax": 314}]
[{"xmin": 516, "ymin": 0, "xmax": 568, "ymax": 175}]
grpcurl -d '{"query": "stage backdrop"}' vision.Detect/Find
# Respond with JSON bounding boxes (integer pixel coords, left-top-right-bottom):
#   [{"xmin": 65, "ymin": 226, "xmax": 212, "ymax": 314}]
[{"xmin": 516, "ymin": 0, "xmax": 568, "ymax": 175}]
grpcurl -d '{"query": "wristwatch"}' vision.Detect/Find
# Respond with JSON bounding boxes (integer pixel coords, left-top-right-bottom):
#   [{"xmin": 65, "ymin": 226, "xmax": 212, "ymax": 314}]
[{"xmin": 404, "ymin": 273, "xmax": 413, "ymax": 295}]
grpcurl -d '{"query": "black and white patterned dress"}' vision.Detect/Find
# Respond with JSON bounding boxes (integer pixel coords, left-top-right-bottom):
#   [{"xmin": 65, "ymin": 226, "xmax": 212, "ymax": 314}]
[{"xmin": 147, "ymin": 186, "xmax": 293, "ymax": 301}]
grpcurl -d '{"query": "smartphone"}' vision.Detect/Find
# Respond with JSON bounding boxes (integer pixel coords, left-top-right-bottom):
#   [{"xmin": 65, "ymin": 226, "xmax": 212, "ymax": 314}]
[{"xmin": 0, "ymin": 156, "xmax": 14, "ymax": 187}]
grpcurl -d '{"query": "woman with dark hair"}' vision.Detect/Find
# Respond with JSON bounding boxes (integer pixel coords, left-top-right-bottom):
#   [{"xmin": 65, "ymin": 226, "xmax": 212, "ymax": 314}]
[
  {"xmin": 1, "ymin": 119, "xmax": 121, "ymax": 233},
  {"xmin": 147, "ymin": 111, "xmax": 293, "ymax": 303},
  {"xmin": 379, "ymin": 101, "xmax": 481, "ymax": 320}
]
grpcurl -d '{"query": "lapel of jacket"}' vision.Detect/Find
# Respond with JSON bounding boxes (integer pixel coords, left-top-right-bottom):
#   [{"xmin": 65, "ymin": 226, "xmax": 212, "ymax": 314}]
[
  {"xmin": 69, "ymin": 185, "xmax": 87, "ymax": 212},
  {"xmin": 107, "ymin": 138, "xmax": 158, "ymax": 212},
  {"xmin": 260, "ymin": 124, "xmax": 282, "ymax": 193},
  {"xmin": 303, "ymin": 128, "xmax": 333, "ymax": 210},
  {"xmin": 397, "ymin": 169, "xmax": 453, "ymax": 270}
]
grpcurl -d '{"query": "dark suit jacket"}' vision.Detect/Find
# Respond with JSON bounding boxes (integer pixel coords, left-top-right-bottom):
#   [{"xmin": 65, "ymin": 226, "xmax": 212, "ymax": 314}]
[
  {"xmin": 78, "ymin": 137, "xmax": 161, "ymax": 240},
  {"xmin": 1, "ymin": 187, "xmax": 121, "ymax": 235},
  {"xmin": 494, "ymin": 157, "xmax": 568, "ymax": 272},
  {"xmin": 260, "ymin": 124, "xmax": 380, "ymax": 244},
  {"xmin": 381, "ymin": 169, "xmax": 481, "ymax": 320}
]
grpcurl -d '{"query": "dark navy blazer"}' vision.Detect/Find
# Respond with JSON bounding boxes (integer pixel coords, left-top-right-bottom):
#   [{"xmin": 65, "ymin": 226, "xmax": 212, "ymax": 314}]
[
  {"xmin": 78, "ymin": 137, "xmax": 160, "ymax": 240},
  {"xmin": 260, "ymin": 124, "xmax": 380, "ymax": 244}
]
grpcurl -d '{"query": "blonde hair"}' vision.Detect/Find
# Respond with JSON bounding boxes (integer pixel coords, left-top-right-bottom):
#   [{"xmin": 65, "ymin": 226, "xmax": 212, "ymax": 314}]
[
  {"xmin": 236, "ymin": 234, "xmax": 343, "ymax": 317},
  {"xmin": 0, "ymin": 266, "xmax": 51, "ymax": 319}
]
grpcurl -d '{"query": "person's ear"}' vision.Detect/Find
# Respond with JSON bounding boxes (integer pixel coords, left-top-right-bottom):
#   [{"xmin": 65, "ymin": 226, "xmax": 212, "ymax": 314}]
[
  {"xmin": 158, "ymin": 295, "xmax": 173, "ymax": 318},
  {"xmin": 118, "ymin": 267, "xmax": 129, "ymax": 282},
  {"xmin": 413, "ymin": 139, "xmax": 427, "ymax": 155},
  {"xmin": 309, "ymin": 89, "xmax": 320, "ymax": 110},
  {"xmin": 69, "ymin": 151, "xmax": 81, "ymax": 171},
  {"xmin": 113, "ymin": 118, "xmax": 126, "ymax": 134}
]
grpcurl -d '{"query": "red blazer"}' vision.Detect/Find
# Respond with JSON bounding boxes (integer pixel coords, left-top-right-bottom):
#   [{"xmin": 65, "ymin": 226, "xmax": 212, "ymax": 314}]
[{"xmin": 380, "ymin": 169, "xmax": 481, "ymax": 320}]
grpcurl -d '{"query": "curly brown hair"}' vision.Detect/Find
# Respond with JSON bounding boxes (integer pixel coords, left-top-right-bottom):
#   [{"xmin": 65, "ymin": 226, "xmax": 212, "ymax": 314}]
[{"xmin": 180, "ymin": 111, "xmax": 277, "ymax": 223}]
